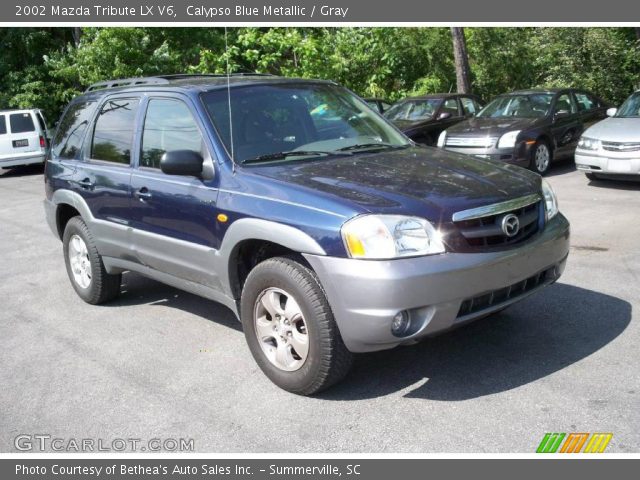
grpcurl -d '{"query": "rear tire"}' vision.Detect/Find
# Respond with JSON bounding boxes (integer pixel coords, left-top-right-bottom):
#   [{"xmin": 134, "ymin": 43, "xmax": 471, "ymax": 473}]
[
  {"xmin": 530, "ymin": 140, "xmax": 553, "ymax": 175},
  {"xmin": 63, "ymin": 216, "xmax": 121, "ymax": 305},
  {"xmin": 240, "ymin": 256, "xmax": 353, "ymax": 395}
]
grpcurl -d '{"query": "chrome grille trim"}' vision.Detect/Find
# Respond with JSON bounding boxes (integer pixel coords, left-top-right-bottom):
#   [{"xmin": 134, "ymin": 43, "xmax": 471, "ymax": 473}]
[
  {"xmin": 452, "ymin": 193, "xmax": 542, "ymax": 222},
  {"xmin": 602, "ymin": 141, "xmax": 640, "ymax": 152},
  {"xmin": 445, "ymin": 136, "xmax": 499, "ymax": 148}
]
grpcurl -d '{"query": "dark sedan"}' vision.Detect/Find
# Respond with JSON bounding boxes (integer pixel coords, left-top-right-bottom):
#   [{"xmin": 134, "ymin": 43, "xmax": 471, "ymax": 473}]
[
  {"xmin": 439, "ymin": 88, "xmax": 609, "ymax": 174},
  {"xmin": 384, "ymin": 94, "xmax": 483, "ymax": 146}
]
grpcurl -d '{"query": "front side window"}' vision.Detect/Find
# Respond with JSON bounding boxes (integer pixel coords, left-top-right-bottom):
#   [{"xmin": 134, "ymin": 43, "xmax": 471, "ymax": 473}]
[
  {"xmin": 461, "ymin": 97, "xmax": 478, "ymax": 115},
  {"xmin": 202, "ymin": 83, "xmax": 409, "ymax": 164},
  {"xmin": 385, "ymin": 99, "xmax": 442, "ymax": 121},
  {"xmin": 90, "ymin": 98, "xmax": 139, "ymax": 164},
  {"xmin": 441, "ymin": 98, "xmax": 459, "ymax": 117},
  {"xmin": 477, "ymin": 94, "xmax": 554, "ymax": 118},
  {"xmin": 141, "ymin": 99, "xmax": 204, "ymax": 169},
  {"xmin": 616, "ymin": 93, "xmax": 640, "ymax": 118},
  {"xmin": 554, "ymin": 94, "xmax": 576, "ymax": 115},
  {"xmin": 9, "ymin": 113, "xmax": 35, "ymax": 134},
  {"xmin": 51, "ymin": 101, "xmax": 97, "ymax": 159}
]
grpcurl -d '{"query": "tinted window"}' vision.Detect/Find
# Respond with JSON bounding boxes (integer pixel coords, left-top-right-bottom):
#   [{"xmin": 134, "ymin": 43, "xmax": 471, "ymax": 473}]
[
  {"xmin": 35, "ymin": 111, "xmax": 47, "ymax": 132},
  {"xmin": 0, "ymin": 116, "xmax": 6, "ymax": 135},
  {"xmin": 554, "ymin": 93, "xmax": 576, "ymax": 114},
  {"xmin": 52, "ymin": 101, "xmax": 97, "ymax": 159},
  {"xmin": 617, "ymin": 92, "xmax": 640, "ymax": 118},
  {"xmin": 91, "ymin": 98, "xmax": 139, "ymax": 164},
  {"xmin": 460, "ymin": 97, "xmax": 478, "ymax": 115},
  {"xmin": 9, "ymin": 113, "xmax": 35, "ymax": 133},
  {"xmin": 141, "ymin": 99, "xmax": 204, "ymax": 169},
  {"xmin": 441, "ymin": 98, "xmax": 459, "ymax": 116}
]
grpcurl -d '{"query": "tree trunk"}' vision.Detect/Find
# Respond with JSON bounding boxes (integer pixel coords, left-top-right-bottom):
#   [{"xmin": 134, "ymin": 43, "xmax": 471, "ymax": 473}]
[
  {"xmin": 71, "ymin": 27, "xmax": 82, "ymax": 47},
  {"xmin": 450, "ymin": 27, "xmax": 472, "ymax": 94}
]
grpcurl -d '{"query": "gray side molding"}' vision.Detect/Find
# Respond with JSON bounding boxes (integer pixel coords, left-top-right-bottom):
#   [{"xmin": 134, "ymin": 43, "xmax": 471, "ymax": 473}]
[
  {"xmin": 214, "ymin": 218, "xmax": 327, "ymax": 299},
  {"xmin": 51, "ymin": 189, "xmax": 95, "ymax": 221}
]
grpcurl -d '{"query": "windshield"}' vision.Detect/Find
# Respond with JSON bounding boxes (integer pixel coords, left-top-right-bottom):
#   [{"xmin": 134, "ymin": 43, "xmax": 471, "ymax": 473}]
[
  {"xmin": 384, "ymin": 99, "xmax": 441, "ymax": 121},
  {"xmin": 201, "ymin": 83, "xmax": 409, "ymax": 164},
  {"xmin": 616, "ymin": 92, "xmax": 640, "ymax": 118},
  {"xmin": 477, "ymin": 94, "xmax": 553, "ymax": 118}
]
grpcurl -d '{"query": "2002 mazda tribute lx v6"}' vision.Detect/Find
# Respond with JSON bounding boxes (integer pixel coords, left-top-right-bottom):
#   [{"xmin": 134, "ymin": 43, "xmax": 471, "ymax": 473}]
[{"xmin": 44, "ymin": 74, "xmax": 570, "ymax": 395}]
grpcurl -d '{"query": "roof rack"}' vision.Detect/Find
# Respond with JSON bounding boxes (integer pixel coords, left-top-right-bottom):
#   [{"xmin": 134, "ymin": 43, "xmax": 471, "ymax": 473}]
[{"xmin": 84, "ymin": 73, "xmax": 275, "ymax": 92}]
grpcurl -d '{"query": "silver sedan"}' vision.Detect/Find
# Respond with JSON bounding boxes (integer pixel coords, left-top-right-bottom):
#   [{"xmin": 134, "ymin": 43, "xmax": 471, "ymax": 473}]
[{"xmin": 575, "ymin": 90, "xmax": 640, "ymax": 180}]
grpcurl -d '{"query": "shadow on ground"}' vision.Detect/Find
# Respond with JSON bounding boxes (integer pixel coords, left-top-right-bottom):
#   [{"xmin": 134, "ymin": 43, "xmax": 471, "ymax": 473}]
[
  {"xmin": 100, "ymin": 275, "xmax": 631, "ymax": 402},
  {"xmin": 321, "ymin": 282, "xmax": 631, "ymax": 401},
  {"xmin": 545, "ymin": 157, "xmax": 576, "ymax": 177},
  {"xmin": 586, "ymin": 175, "xmax": 640, "ymax": 191},
  {"xmin": 0, "ymin": 164, "xmax": 44, "ymax": 178}
]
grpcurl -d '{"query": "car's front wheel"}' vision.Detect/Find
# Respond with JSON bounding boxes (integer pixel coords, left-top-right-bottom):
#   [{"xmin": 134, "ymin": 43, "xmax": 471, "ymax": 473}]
[
  {"xmin": 240, "ymin": 256, "xmax": 353, "ymax": 395},
  {"xmin": 530, "ymin": 140, "xmax": 553, "ymax": 175},
  {"xmin": 63, "ymin": 216, "xmax": 121, "ymax": 304}
]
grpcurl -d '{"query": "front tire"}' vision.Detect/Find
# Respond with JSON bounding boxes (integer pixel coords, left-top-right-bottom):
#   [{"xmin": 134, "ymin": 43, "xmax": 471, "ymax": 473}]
[
  {"xmin": 63, "ymin": 216, "xmax": 121, "ymax": 304},
  {"xmin": 530, "ymin": 140, "xmax": 553, "ymax": 175},
  {"xmin": 240, "ymin": 257, "xmax": 353, "ymax": 395}
]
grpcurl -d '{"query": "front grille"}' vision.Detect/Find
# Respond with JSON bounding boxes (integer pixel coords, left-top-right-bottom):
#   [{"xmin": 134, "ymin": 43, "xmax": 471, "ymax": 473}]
[
  {"xmin": 602, "ymin": 141, "xmax": 640, "ymax": 152},
  {"xmin": 457, "ymin": 266, "xmax": 555, "ymax": 319},
  {"xmin": 446, "ymin": 136, "xmax": 498, "ymax": 148},
  {"xmin": 453, "ymin": 200, "xmax": 543, "ymax": 249}
]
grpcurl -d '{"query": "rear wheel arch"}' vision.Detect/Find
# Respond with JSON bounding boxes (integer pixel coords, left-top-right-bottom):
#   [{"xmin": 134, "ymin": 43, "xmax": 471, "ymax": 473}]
[{"xmin": 55, "ymin": 203, "xmax": 81, "ymax": 239}]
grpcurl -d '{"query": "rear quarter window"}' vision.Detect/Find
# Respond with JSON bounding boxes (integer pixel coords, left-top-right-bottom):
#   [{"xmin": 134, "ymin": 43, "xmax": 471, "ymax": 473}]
[
  {"xmin": 0, "ymin": 116, "xmax": 6, "ymax": 135},
  {"xmin": 9, "ymin": 113, "xmax": 35, "ymax": 134},
  {"xmin": 51, "ymin": 101, "xmax": 97, "ymax": 160}
]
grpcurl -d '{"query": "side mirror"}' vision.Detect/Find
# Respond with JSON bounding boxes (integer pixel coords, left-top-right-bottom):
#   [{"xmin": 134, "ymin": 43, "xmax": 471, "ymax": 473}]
[
  {"xmin": 437, "ymin": 112, "xmax": 452, "ymax": 121},
  {"xmin": 160, "ymin": 150, "xmax": 204, "ymax": 177},
  {"xmin": 606, "ymin": 107, "xmax": 617, "ymax": 117}
]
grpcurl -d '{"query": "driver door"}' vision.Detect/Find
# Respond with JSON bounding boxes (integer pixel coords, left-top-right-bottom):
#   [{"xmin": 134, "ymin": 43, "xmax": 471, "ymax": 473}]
[{"xmin": 550, "ymin": 92, "xmax": 582, "ymax": 158}]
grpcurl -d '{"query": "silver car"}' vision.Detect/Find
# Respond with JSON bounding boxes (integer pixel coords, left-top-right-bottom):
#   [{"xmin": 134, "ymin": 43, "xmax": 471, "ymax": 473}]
[{"xmin": 576, "ymin": 91, "xmax": 640, "ymax": 180}]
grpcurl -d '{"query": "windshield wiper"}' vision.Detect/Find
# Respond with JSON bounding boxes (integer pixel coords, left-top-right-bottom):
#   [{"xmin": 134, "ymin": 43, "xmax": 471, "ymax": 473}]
[
  {"xmin": 241, "ymin": 150, "xmax": 341, "ymax": 164},
  {"xmin": 335, "ymin": 142, "xmax": 404, "ymax": 152}
]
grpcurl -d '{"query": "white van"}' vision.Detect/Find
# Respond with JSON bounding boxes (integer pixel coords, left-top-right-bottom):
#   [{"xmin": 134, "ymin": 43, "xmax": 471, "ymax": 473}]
[{"xmin": 0, "ymin": 109, "xmax": 48, "ymax": 168}]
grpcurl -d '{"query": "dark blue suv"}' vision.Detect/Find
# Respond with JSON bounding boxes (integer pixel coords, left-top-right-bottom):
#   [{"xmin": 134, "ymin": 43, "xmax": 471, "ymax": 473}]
[{"xmin": 44, "ymin": 74, "xmax": 570, "ymax": 394}]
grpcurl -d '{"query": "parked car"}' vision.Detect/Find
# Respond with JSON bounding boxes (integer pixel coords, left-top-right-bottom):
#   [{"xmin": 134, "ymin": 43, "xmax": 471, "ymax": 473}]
[
  {"xmin": 364, "ymin": 98, "xmax": 391, "ymax": 114},
  {"xmin": 438, "ymin": 89, "xmax": 609, "ymax": 174},
  {"xmin": 0, "ymin": 109, "xmax": 49, "ymax": 169},
  {"xmin": 44, "ymin": 74, "xmax": 570, "ymax": 395},
  {"xmin": 384, "ymin": 94, "xmax": 482, "ymax": 145},
  {"xmin": 576, "ymin": 90, "xmax": 640, "ymax": 181}
]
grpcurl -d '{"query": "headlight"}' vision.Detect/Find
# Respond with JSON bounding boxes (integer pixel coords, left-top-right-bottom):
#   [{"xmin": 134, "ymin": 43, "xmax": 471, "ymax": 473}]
[
  {"xmin": 341, "ymin": 215, "xmax": 445, "ymax": 259},
  {"xmin": 497, "ymin": 130, "xmax": 521, "ymax": 149},
  {"xmin": 437, "ymin": 130, "xmax": 447, "ymax": 148},
  {"xmin": 542, "ymin": 179, "xmax": 559, "ymax": 220},
  {"xmin": 577, "ymin": 136, "xmax": 601, "ymax": 151}
]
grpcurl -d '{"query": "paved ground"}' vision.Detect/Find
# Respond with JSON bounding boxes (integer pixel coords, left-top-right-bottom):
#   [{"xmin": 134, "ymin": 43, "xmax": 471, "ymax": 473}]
[{"xmin": 0, "ymin": 161, "xmax": 638, "ymax": 453}]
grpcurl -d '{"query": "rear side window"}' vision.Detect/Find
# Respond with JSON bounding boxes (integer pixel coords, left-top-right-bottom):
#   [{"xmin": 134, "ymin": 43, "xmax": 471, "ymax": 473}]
[
  {"xmin": 0, "ymin": 116, "xmax": 6, "ymax": 135},
  {"xmin": 461, "ymin": 97, "xmax": 478, "ymax": 115},
  {"xmin": 441, "ymin": 98, "xmax": 459, "ymax": 116},
  {"xmin": 9, "ymin": 113, "xmax": 35, "ymax": 134},
  {"xmin": 91, "ymin": 98, "xmax": 140, "ymax": 165},
  {"xmin": 52, "ymin": 101, "xmax": 97, "ymax": 159},
  {"xmin": 35, "ymin": 111, "xmax": 47, "ymax": 132},
  {"xmin": 141, "ymin": 99, "xmax": 204, "ymax": 170}
]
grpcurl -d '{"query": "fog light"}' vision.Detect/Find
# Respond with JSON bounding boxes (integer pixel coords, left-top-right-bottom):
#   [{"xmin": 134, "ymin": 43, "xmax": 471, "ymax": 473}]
[{"xmin": 391, "ymin": 310, "xmax": 411, "ymax": 337}]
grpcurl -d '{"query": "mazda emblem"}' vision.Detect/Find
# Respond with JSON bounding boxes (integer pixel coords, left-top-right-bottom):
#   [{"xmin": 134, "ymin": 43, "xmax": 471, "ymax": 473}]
[{"xmin": 501, "ymin": 214, "xmax": 520, "ymax": 237}]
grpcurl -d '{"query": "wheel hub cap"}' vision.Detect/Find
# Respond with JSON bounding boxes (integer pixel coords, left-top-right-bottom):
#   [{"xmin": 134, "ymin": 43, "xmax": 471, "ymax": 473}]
[
  {"xmin": 68, "ymin": 234, "xmax": 92, "ymax": 289},
  {"xmin": 254, "ymin": 287, "xmax": 309, "ymax": 372}
]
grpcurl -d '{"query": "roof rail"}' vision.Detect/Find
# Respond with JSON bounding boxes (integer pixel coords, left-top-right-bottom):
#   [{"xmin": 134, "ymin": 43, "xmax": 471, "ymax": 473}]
[{"xmin": 84, "ymin": 73, "xmax": 275, "ymax": 92}]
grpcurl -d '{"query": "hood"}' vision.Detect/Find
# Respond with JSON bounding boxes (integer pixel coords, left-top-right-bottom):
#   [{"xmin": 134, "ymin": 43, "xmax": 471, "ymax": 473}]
[
  {"xmin": 246, "ymin": 146, "xmax": 541, "ymax": 223},
  {"xmin": 390, "ymin": 118, "xmax": 436, "ymax": 132},
  {"xmin": 583, "ymin": 117, "xmax": 640, "ymax": 143},
  {"xmin": 446, "ymin": 116, "xmax": 541, "ymax": 137}
]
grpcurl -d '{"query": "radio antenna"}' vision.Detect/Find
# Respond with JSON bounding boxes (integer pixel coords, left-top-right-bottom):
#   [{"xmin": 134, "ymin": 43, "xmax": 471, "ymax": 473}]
[{"xmin": 224, "ymin": 27, "xmax": 236, "ymax": 170}]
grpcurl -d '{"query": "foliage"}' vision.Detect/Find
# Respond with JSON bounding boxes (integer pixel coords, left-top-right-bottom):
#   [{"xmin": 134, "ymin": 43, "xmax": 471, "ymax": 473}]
[{"xmin": 0, "ymin": 27, "xmax": 638, "ymax": 124}]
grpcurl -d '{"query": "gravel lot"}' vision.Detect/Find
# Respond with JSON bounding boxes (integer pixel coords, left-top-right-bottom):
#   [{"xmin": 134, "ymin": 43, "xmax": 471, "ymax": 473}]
[{"xmin": 0, "ymin": 161, "xmax": 638, "ymax": 453}]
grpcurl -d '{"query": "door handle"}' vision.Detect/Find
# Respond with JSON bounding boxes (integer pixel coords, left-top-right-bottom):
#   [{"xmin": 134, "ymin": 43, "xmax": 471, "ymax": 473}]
[
  {"xmin": 77, "ymin": 178, "xmax": 94, "ymax": 189},
  {"xmin": 134, "ymin": 187, "xmax": 152, "ymax": 200}
]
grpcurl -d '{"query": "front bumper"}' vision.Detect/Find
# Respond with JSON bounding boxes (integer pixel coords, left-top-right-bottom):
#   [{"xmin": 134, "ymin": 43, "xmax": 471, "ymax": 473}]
[
  {"xmin": 444, "ymin": 143, "xmax": 532, "ymax": 168},
  {"xmin": 304, "ymin": 213, "xmax": 570, "ymax": 353},
  {"xmin": 575, "ymin": 152, "xmax": 640, "ymax": 176}
]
